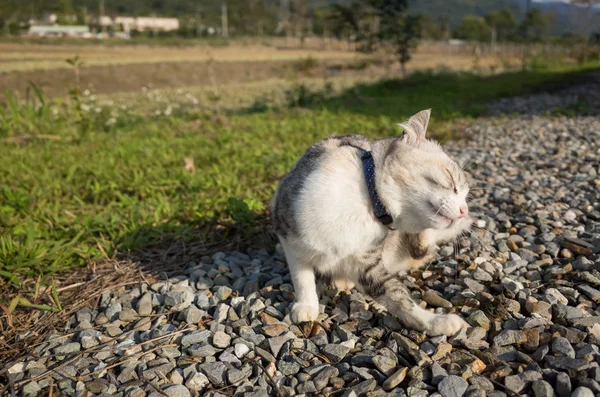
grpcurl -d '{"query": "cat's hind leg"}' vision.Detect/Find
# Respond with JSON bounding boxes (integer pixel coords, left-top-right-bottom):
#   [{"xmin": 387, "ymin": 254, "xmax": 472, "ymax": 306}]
[
  {"xmin": 280, "ymin": 239, "xmax": 320, "ymax": 323},
  {"xmin": 358, "ymin": 264, "xmax": 466, "ymax": 336}
]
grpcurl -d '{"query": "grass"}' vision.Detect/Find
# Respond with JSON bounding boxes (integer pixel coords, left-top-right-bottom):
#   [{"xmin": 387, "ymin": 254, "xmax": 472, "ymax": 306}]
[{"xmin": 1, "ymin": 60, "xmax": 598, "ymax": 290}]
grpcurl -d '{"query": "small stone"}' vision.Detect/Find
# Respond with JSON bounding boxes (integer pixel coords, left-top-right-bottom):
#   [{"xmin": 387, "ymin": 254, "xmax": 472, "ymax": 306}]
[
  {"xmin": 552, "ymin": 337, "xmax": 575, "ymax": 358},
  {"xmin": 163, "ymin": 385, "xmax": 191, "ymax": 397},
  {"xmin": 532, "ymin": 380, "xmax": 554, "ymax": 397},
  {"xmin": 562, "ymin": 238, "xmax": 593, "ymax": 256},
  {"xmin": 528, "ymin": 300, "xmax": 552, "ymax": 320},
  {"xmin": 383, "ymin": 367, "xmax": 408, "ymax": 391},
  {"xmin": 188, "ymin": 343, "xmax": 216, "ymax": 357},
  {"xmin": 212, "ymin": 331, "xmax": 231, "ymax": 348},
  {"xmin": 53, "ymin": 342, "xmax": 81, "ymax": 355},
  {"xmin": 352, "ymin": 379, "xmax": 376, "ymax": 395},
  {"xmin": 432, "ymin": 342, "xmax": 453, "ymax": 361},
  {"xmin": 105, "ymin": 302, "xmax": 122, "ymax": 320},
  {"xmin": 297, "ymin": 381, "xmax": 318, "ymax": 394},
  {"xmin": 555, "ymin": 372, "xmax": 571, "ymax": 397},
  {"xmin": 504, "ymin": 374, "xmax": 525, "ymax": 393},
  {"xmin": 183, "ymin": 305, "xmax": 204, "ymax": 324},
  {"xmin": 424, "ymin": 290, "xmax": 453, "ymax": 308},
  {"xmin": 182, "ymin": 330, "xmax": 211, "ymax": 346},
  {"xmin": 468, "ymin": 310, "xmax": 490, "ymax": 330},
  {"xmin": 571, "ymin": 387, "xmax": 595, "ymax": 397},
  {"xmin": 213, "ymin": 286, "xmax": 232, "ymax": 300},
  {"xmin": 137, "ymin": 292, "xmax": 153, "ymax": 316},
  {"xmin": 464, "ymin": 279, "xmax": 486, "ymax": 293},
  {"xmin": 372, "ymin": 355, "xmax": 397, "ymax": 376},
  {"xmin": 313, "ymin": 367, "xmax": 339, "ymax": 390},
  {"xmin": 269, "ymin": 334, "xmax": 294, "ymax": 357},
  {"xmin": 573, "ymin": 256, "xmax": 593, "ymax": 271},
  {"xmin": 262, "ymin": 323, "xmax": 289, "ymax": 337},
  {"xmin": 165, "ymin": 290, "xmax": 194, "ymax": 310},
  {"xmin": 186, "ymin": 372, "xmax": 210, "ymax": 392},
  {"xmin": 564, "ymin": 210, "xmax": 577, "ymax": 221},
  {"xmin": 469, "ymin": 376, "xmax": 494, "ymax": 391},
  {"xmin": 493, "ymin": 330, "xmax": 525, "ymax": 346},
  {"xmin": 213, "ymin": 303, "xmax": 230, "ymax": 324},
  {"xmin": 200, "ymin": 362, "xmax": 227, "ymax": 386},
  {"xmin": 544, "ymin": 355, "xmax": 589, "ymax": 370},
  {"xmin": 431, "ymin": 362, "xmax": 448, "ymax": 386},
  {"xmin": 278, "ymin": 359, "xmax": 301, "ymax": 375},
  {"xmin": 158, "ymin": 347, "xmax": 181, "ymax": 359},
  {"xmin": 255, "ymin": 346, "xmax": 276, "ymax": 363},
  {"xmin": 228, "ymin": 368, "xmax": 246, "ymax": 384},
  {"xmin": 22, "ymin": 381, "xmax": 42, "ymax": 396},
  {"xmin": 119, "ymin": 308, "xmax": 138, "ymax": 322},
  {"xmin": 438, "ymin": 375, "xmax": 468, "ymax": 397},
  {"xmin": 86, "ymin": 380, "xmax": 107, "ymax": 393},
  {"xmin": 133, "ymin": 317, "xmax": 152, "ymax": 331},
  {"xmin": 144, "ymin": 362, "xmax": 176, "ymax": 380},
  {"xmin": 322, "ymin": 344, "xmax": 351, "ymax": 363},
  {"xmin": 578, "ymin": 285, "xmax": 600, "ymax": 303},
  {"xmin": 234, "ymin": 343, "xmax": 250, "ymax": 358}
]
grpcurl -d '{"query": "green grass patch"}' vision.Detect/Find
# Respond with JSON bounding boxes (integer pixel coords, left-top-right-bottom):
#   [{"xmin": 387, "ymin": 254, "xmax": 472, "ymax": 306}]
[{"xmin": 1, "ymin": 61, "xmax": 598, "ymax": 287}]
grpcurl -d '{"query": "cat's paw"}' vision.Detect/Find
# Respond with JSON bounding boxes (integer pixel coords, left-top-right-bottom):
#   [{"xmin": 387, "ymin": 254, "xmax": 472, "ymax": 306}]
[
  {"xmin": 290, "ymin": 302, "xmax": 319, "ymax": 323},
  {"xmin": 332, "ymin": 279, "xmax": 355, "ymax": 292},
  {"xmin": 427, "ymin": 313, "xmax": 467, "ymax": 336}
]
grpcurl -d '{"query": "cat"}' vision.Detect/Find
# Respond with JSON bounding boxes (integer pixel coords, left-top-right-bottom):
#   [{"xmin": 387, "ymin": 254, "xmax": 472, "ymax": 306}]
[{"xmin": 271, "ymin": 109, "xmax": 472, "ymax": 336}]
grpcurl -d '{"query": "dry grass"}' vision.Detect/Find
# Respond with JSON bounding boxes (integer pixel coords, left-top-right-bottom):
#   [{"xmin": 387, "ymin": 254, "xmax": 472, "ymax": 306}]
[
  {"xmin": 0, "ymin": 42, "xmax": 358, "ymax": 73},
  {"xmin": 0, "ymin": 41, "xmax": 521, "ymax": 100}
]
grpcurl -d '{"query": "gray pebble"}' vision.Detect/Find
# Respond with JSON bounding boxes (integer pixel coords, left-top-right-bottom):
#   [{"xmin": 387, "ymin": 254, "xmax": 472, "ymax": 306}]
[
  {"xmin": 163, "ymin": 385, "xmax": 191, "ymax": 397},
  {"xmin": 571, "ymin": 387, "xmax": 594, "ymax": 397},
  {"xmin": 438, "ymin": 375, "xmax": 468, "ymax": 397}
]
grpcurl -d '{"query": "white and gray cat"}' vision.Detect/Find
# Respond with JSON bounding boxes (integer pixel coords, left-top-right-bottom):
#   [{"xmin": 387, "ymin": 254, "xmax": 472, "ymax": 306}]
[{"xmin": 271, "ymin": 109, "xmax": 472, "ymax": 336}]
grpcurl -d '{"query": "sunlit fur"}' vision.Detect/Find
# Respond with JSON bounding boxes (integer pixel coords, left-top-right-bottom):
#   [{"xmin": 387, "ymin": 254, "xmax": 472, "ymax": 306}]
[{"xmin": 272, "ymin": 109, "xmax": 472, "ymax": 336}]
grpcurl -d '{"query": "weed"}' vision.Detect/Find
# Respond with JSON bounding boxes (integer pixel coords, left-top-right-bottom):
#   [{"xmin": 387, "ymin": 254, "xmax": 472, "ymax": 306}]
[{"xmin": 295, "ymin": 56, "xmax": 319, "ymax": 74}]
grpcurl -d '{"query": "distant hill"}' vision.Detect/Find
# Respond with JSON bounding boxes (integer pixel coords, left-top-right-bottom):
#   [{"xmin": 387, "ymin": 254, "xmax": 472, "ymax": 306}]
[{"xmin": 407, "ymin": 0, "xmax": 599, "ymax": 35}]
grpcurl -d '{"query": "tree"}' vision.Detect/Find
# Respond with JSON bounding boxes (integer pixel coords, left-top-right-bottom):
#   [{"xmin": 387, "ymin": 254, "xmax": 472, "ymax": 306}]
[
  {"xmin": 570, "ymin": 0, "xmax": 600, "ymax": 62},
  {"xmin": 414, "ymin": 14, "xmax": 442, "ymax": 40},
  {"xmin": 328, "ymin": 0, "xmax": 417, "ymax": 75},
  {"xmin": 485, "ymin": 8, "xmax": 517, "ymax": 42},
  {"xmin": 454, "ymin": 16, "xmax": 491, "ymax": 42},
  {"xmin": 519, "ymin": 9, "xmax": 553, "ymax": 42},
  {"xmin": 437, "ymin": 16, "xmax": 450, "ymax": 41}
]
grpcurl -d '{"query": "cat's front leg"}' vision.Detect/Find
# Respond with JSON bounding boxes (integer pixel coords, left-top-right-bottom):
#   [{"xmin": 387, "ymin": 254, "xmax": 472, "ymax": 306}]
[
  {"xmin": 359, "ymin": 264, "xmax": 466, "ymax": 336},
  {"xmin": 280, "ymin": 241, "xmax": 320, "ymax": 322}
]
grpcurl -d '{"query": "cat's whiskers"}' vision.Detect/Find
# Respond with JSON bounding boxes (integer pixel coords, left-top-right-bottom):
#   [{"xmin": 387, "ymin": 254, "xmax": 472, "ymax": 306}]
[{"xmin": 460, "ymin": 158, "xmax": 474, "ymax": 172}]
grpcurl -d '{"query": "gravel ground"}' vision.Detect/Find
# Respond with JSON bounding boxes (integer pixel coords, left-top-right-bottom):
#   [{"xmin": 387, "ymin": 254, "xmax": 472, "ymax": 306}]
[
  {"xmin": 4, "ymin": 104, "xmax": 600, "ymax": 396},
  {"xmin": 488, "ymin": 71, "xmax": 600, "ymax": 116}
]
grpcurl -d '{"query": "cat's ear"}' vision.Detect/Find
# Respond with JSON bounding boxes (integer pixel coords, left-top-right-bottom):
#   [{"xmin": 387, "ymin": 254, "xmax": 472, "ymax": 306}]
[{"xmin": 399, "ymin": 109, "xmax": 431, "ymax": 145}]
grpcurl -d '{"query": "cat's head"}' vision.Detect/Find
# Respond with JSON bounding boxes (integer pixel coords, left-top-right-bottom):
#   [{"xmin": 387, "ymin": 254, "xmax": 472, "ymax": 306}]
[{"xmin": 381, "ymin": 109, "xmax": 472, "ymax": 236}]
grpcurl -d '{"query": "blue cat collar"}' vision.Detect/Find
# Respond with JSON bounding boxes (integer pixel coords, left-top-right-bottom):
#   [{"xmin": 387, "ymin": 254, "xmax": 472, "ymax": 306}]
[{"xmin": 361, "ymin": 151, "xmax": 393, "ymax": 226}]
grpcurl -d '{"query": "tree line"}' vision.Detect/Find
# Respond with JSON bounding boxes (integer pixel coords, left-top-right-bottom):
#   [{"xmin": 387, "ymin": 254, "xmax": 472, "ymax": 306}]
[{"xmin": 1, "ymin": 0, "xmax": 598, "ymax": 49}]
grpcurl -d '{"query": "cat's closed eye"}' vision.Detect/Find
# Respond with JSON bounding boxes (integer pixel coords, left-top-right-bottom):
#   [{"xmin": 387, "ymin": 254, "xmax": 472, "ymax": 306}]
[{"xmin": 425, "ymin": 176, "xmax": 452, "ymax": 191}]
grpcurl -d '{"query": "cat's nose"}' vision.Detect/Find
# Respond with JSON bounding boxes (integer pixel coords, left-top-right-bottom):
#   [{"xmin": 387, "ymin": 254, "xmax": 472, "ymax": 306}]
[{"xmin": 458, "ymin": 205, "xmax": 468, "ymax": 218}]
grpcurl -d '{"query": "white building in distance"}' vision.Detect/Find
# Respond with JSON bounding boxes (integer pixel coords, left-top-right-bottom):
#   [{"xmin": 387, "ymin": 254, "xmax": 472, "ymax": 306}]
[
  {"xmin": 97, "ymin": 16, "xmax": 180, "ymax": 32},
  {"xmin": 28, "ymin": 25, "xmax": 91, "ymax": 38}
]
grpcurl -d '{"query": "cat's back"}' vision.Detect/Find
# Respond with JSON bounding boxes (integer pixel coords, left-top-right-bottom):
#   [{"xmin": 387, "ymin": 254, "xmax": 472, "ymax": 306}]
[{"xmin": 272, "ymin": 134, "xmax": 373, "ymax": 238}]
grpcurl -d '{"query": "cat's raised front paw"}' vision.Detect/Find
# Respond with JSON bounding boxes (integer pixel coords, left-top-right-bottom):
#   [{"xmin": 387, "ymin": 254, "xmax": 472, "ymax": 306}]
[
  {"xmin": 290, "ymin": 302, "xmax": 319, "ymax": 323},
  {"xmin": 427, "ymin": 313, "xmax": 467, "ymax": 336}
]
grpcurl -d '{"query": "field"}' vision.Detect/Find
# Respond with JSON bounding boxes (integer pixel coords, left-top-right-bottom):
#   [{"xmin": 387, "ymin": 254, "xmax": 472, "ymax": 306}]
[
  {"xmin": 0, "ymin": 40, "xmax": 522, "ymax": 99},
  {"xmin": 0, "ymin": 40, "xmax": 597, "ymax": 292}
]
